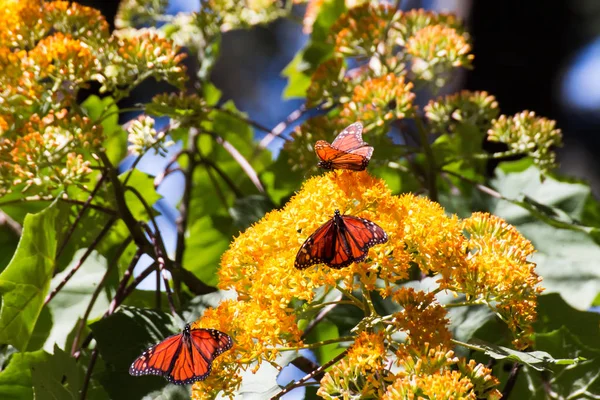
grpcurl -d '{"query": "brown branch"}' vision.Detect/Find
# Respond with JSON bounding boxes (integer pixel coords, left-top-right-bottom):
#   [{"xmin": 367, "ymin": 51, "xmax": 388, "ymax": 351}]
[
  {"xmin": 80, "ymin": 346, "xmax": 99, "ymax": 400},
  {"xmin": 258, "ymin": 104, "xmax": 307, "ymax": 149},
  {"xmin": 98, "ymin": 152, "xmax": 152, "ymax": 253},
  {"xmin": 302, "ymin": 294, "xmax": 343, "ymax": 339},
  {"xmin": 212, "ymin": 134, "xmax": 265, "ymax": 193},
  {"xmin": 59, "ymin": 198, "xmax": 118, "ymax": 216},
  {"xmin": 106, "ymin": 249, "xmax": 143, "ymax": 316},
  {"xmin": 502, "ymin": 362, "xmax": 523, "ymax": 399},
  {"xmin": 271, "ymin": 349, "xmax": 348, "ymax": 400},
  {"xmin": 57, "ymin": 173, "xmax": 108, "ymax": 260},
  {"xmin": 201, "ymin": 158, "xmax": 244, "ymax": 198},
  {"xmin": 71, "ymin": 236, "xmax": 133, "ymax": 356},
  {"xmin": 44, "ymin": 217, "xmax": 117, "ymax": 305},
  {"xmin": 74, "ymin": 261, "xmax": 159, "ymax": 359},
  {"xmin": 0, "ymin": 210, "xmax": 22, "ymax": 236},
  {"xmin": 213, "ymin": 107, "xmax": 273, "ymax": 136},
  {"xmin": 291, "ymin": 356, "xmax": 326, "ymax": 382},
  {"xmin": 441, "ymin": 168, "xmax": 503, "ymax": 199}
]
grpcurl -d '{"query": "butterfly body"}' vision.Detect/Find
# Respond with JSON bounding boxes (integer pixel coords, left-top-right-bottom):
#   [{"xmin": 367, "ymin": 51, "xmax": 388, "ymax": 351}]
[
  {"xmin": 129, "ymin": 324, "xmax": 233, "ymax": 385},
  {"xmin": 295, "ymin": 209, "xmax": 388, "ymax": 269},
  {"xmin": 315, "ymin": 122, "xmax": 373, "ymax": 171}
]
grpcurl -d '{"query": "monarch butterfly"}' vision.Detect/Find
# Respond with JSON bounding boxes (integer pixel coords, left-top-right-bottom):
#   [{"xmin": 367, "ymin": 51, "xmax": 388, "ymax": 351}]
[
  {"xmin": 315, "ymin": 122, "xmax": 373, "ymax": 171},
  {"xmin": 129, "ymin": 324, "xmax": 233, "ymax": 385},
  {"xmin": 295, "ymin": 209, "xmax": 388, "ymax": 269}
]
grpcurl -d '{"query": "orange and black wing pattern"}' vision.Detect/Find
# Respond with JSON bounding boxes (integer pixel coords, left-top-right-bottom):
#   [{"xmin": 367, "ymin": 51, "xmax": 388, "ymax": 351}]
[
  {"xmin": 294, "ymin": 209, "xmax": 388, "ymax": 269},
  {"xmin": 129, "ymin": 325, "xmax": 233, "ymax": 385},
  {"xmin": 315, "ymin": 122, "xmax": 374, "ymax": 171}
]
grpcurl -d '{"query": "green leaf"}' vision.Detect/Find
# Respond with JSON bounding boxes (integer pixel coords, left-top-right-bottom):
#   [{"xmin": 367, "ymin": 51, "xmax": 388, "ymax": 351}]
[
  {"xmin": 456, "ymin": 338, "xmax": 581, "ymax": 371},
  {"xmin": 0, "ymin": 225, "xmax": 20, "ymax": 274},
  {"xmin": 119, "ymin": 169, "xmax": 162, "ymax": 221},
  {"xmin": 0, "ymin": 201, "xmax": 67, "ymax": 350},
  {"xmin": 90, "ymin": 307, "xmax": 176, "ymax": 400},
  {"xmin": 31, "ymin": 344, "xmax": 85, "ymax": 400},
  {"xmin": 35, "ymin": 250, "xmax": 112, "ymax": 352},
  {"xmin": 491, "ymin": 164, "xmax": 600, "ymax": 308},
  {"xmin": 229, "ymin": 195, "xmax": 275, "ymax": 230},
  {"xmin": 534, "ymin": 293, "xmax": 600, "ymax": 352},
  {"xmin": 82, "ymin": 95, "xmax": 127, "ymax": 165},
  {"xmin": 305, "ymin": 321, "xmax": 344, "ymax": 364},
  {"xmin": 0, "ymin": 350, "xmax": 49, "ymax": 399},
  {"xmin": 183, "ymin": 215, "xmax": 232, "ymax": 287},
  {"xmin": 282, "ymin": 0, "xmax": 345, "ymax": 98},
  {"xmin": 511, "ymin": 327, "xmax": 600, "ymax": 399},
  {"xmin": 261, "ymin": 155, "xmax": 305, "ymax": 206},
  {"xmin": 282, "ymin": 53, "xmax": 312, "ymax": 99},
  {"xmin": 203, "ymin": 82, "xmax": 222, "ymax": 106},
  {"xmin": 447, "ymin": 304, "xmax": 497, "ymax": 345}
]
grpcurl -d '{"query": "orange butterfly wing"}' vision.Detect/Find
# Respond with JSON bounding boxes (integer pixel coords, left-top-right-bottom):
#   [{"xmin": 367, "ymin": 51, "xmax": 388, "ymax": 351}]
[
  {"xmin": 130, "ymin": 325, "xmax": 233, "ymax": 385},
  {"xmin": 294, "ymin": 210, "xmax": 388, "ymax": 269},
  {"xmin": 294, "ymin": 218, "xmax": 337, "ymax": 269},
  {"xmin": 130, "ymin": 332, "xmax": 183, "ymax": 379},
  {"xmin": 330, "ymin": 122, "xmax": 366, "ymax": 151},
  {"xmin": 315, "ymin": 122, "xmax": 373, "ymax": 171}
]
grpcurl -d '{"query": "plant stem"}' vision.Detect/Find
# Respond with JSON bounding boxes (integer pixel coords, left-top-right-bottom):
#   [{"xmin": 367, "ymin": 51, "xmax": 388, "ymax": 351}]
[
  {"xmin": 57, "ymin": 173, "xmax": 108, "ymax": 260},
  {"xmin": 258, "ymin": 104, "xmax": 306, "ymax": 150},
  {"xmin": 502, "ymin": 362, "xmax": 523, "ymax": 399},
  {"xmin": 277, "ymin": 336, "xmax": 355, "ymax": 351},
  {"xmin": 45, "ymin": 217, "xmax": 117, "ymax": 305},
  {"xmin": 271, "ymin": 349, "xmax": 349, "ymax": 400},
  {"xmin": 80, "ymin": 346, "xmax": 99, "ymax": 400},
  {"xmin": 71, "ymin": 236, "xmax": 132, "ymax": 356},
  {"xmin": 414, "ymin": 116, "xmax": 438, "ymax": 201}
]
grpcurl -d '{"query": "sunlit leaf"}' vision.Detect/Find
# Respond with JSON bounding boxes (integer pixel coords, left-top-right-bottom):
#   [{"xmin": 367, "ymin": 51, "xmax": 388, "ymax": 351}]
[{"xmin": 0, "ymin": 201, "xmax": 67, "ymax": 350}]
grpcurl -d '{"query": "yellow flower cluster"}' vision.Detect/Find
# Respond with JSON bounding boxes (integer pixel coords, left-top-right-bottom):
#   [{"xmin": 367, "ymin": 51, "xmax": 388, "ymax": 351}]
[
  {"xmin": 0, "ymin": 0, "xmax": 108, "ymax": 49},
  {"xmin": 383, "ymin": 345, "xmax": 501, "ymax": 400},
  {"xmin": 28, "ymin": 32, "xmax": 97, "ymax": 94},
  {"xmin": 390, "ymin": 288, "xmax": 452, "ymax": 352},
  {"xmin": 318, "ymin": 332, "xmax": 393, "ymax": 399},
  {"xmin": 0, "ymin": 110, "xmax": 102, "ymax": 195},
  {"xmin": 331, "ymin": 2, "xmax": 395, "ymax": 56},
  {"xmin": 405, "ymin": 24, "xmax": 473, "ymax": 85},
  {"xmin": 193, "ymin": 170, "xmax": 540, "ymax": 395},
  {"xmin": 425, "ymin": 90, "xmax": 499, "ymax": 135},
  {"xmin": 0, "ymin": 0, "xmax": 47, "ymax": 48},
  {"xmin": 394, "ymin": 8, "xmax": 462, "ymax": 45},
  {"xmin": 488, "ymin": 111, "xmax": 563, "ymax": 175},
  {"xmin": 0, "ymin": 1, "xmax": 188, "ymax": 197},
  {"xmin": 341, "ymin": 73, "xmax": 416, "ymax": 129},
  {"xmin": 305, "ymin": 57, "xmax": 348, "ymax": 108}
]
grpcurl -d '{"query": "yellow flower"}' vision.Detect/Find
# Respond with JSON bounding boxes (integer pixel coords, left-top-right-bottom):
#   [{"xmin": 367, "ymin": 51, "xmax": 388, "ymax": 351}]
[
  {"xmin": 306, "ymin": 57, "xmax": 348, "ymax": 108},
  {"xmin": 394, "ymin": 8, "xmax": 462, "ymax": 45},
  {"xmin": 28, "ymin": 33, "xmax": 97, "ymax": 84},
  {"xmin": 191, "ymin": 299, "xmax": 300, "ymax": 398},
  {"xmin": 405, "ymin": 24, "xmax": 473, "ymax": 86},
  {"xmin": 0, "ymin": 110, "xmax": 103, "ymax": 195},
  {"xmin": 425, "ymin": 90, "xmax": 499, "ymax": 135},
  {"xmin": 458, "ymin": 212, "xmax": 541, "ymax": 348},
  {"xmin": 204, "ymin": 171, "xmax": 537, "ymax": 396},
  {"xmin": 488, "ymin": 111, "xmax": 562, "ymax": 175},
  {"xmin": 385, "ymin": 345, "xmax": 501, "ymax": 400},
  {"xmin": 341, "ymin": 73, "xmax": 415, "ymax": 129},
  {"xmin": 45, "ymin": 1, "xmax": 110, "ymax": 43},
  {"xmin": 390, "ymin": 288, "xmax": 452, "ymax": 352},
  {"xmin": 319, "ymin": 332, "xmax": 394, "ymax": 399},
  {"xmin": 332, "ymin": 2, "xmax": 395, "ymax": 56},
  {"xmin": 0, "ymin": 0, "xmax": 46, "ymax": 48}
]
